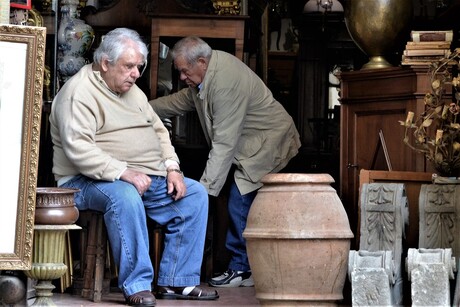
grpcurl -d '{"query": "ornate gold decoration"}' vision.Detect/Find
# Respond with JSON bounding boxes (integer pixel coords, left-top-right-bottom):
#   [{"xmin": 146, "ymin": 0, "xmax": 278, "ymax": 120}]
[
  {"xmin": 0, "ymin": 25, "xmax": 46, "ymax": 270},
  {"xmin": 27, "ymin": 8, "xmax": 44, "ymax": 27},
  {"xmin": 212, "ymin": 0, "xmax": 241, "ymax": 15}
]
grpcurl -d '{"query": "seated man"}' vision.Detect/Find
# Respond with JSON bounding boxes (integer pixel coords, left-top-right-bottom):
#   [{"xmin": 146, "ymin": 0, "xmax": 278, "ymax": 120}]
[{"xmin": 49, "ymin": 28, "xmax": 218, "ymax": 306}]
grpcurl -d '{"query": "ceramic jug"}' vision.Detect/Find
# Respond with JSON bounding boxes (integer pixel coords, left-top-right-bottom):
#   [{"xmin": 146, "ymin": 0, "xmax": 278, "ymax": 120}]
[{"xmin": 57, "ymin": 0, "xmax": 94, "ymax": 83}]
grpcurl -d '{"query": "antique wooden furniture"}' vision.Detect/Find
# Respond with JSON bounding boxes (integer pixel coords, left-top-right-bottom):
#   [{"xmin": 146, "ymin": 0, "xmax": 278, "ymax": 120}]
[
  {"xmin": 77, "ymin": 211, "xmax": 108, "ymax": 302},
  {"xmin": 149, "ymin": 14, "xmax": 247, "ymax": 99},
  {"xmin": 76, "ymin": 211, "xmax": 164, "ymax": 301},
  {"xmin": 339, "ymin": 66, "xmax": 435, "ymax": 244}
]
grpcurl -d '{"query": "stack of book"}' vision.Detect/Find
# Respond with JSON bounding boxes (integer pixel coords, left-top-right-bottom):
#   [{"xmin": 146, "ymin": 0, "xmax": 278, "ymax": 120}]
[{"xmin": 401, "ymin": 30, "xmax": 453, "ymax": 66}]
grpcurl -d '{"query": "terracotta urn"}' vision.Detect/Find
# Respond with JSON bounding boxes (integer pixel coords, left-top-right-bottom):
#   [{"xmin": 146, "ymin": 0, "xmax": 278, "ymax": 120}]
[
  {"xmin": 243, "ymin": 173, "xmax": 353, "ymax": 306},
  {"xmin": 35, "ymin": 187, "xmax": 80, "ymax": 225}
]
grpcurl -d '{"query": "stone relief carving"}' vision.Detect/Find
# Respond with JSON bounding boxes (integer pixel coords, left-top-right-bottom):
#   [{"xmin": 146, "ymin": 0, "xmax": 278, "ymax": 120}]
[{"xmin": 419, "ymin": 184, "xmax": 457, "ymax": 252}]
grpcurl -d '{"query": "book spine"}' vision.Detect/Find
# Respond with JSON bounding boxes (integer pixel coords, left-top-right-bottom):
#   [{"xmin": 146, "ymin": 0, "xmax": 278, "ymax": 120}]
[
  {"xmin": 402, "ymin": 55, "xmax": 446, "ymax": 61},
  {"xmin": 403, "ymin": 49, "xmax": 450, "ymax": 56},
  {"xmin": 405, "ymin": 42, "xmax": 451, "ymax": 50},
  {"xmin": 411, "ymin": 31, "xmax": 453, "ymax": 42}
]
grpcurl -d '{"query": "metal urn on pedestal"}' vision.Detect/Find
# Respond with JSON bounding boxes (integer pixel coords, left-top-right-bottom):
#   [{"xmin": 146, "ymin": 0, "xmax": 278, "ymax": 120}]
[
  {"xmin": 243, "ymin": 173, "xmax": 353, "ymax": 306},
  {"xmin": 24, "ymin": 188, "xmax": 80, "ymax": 306},
  {"xmin": 344, "ymin": 0, "xmax": 413, "ymax": 70}
]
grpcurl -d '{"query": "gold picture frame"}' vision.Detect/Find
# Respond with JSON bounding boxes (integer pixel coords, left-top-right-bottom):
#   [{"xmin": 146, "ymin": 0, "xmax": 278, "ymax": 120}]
[{"xmin": 0, "ymin": 25, "xmax": 46, "ymax": 270}]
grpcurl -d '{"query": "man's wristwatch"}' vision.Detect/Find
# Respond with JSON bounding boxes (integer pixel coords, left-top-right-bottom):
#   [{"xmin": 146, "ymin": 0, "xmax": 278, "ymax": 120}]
[{"xmin": 166, "ymin": 168, "xmax": 184, "ymax": 178}]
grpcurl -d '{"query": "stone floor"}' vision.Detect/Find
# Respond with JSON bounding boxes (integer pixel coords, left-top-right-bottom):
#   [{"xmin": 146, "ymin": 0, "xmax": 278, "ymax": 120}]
[{"xmin": 27, "ymin": 284, "xmax": 260, "ymax": 306}]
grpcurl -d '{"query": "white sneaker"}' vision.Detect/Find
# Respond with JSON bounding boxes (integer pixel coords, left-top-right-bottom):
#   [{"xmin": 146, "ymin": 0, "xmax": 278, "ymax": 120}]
[{"xmin": 208, "ymin": 269, "xmax": 254, "ymax": 288}]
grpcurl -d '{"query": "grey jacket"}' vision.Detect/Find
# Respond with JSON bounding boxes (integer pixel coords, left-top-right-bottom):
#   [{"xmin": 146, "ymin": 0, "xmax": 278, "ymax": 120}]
[{"xmin": 150, "ymin": 50, "xmax": 301, "ymax": 196}]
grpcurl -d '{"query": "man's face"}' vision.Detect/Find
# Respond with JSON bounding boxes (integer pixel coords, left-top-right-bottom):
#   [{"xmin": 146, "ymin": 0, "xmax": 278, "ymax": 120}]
[
  {"xmin": 103, "ymin": 44, "xmax": 145, "ymax": 94},
  {"xmin": 174, "ymin": 56, "xmax": 207, "ymax": 88}
]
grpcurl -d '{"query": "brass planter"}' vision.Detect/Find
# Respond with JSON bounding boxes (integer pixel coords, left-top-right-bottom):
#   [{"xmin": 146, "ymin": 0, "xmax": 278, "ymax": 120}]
[
  {"xmin": 344, "ymin": 0, "xmax": 413, "ymax": 70},
  {"xmin": 35, "ymin": 187, "xmax": 80, "ymax": 225}
]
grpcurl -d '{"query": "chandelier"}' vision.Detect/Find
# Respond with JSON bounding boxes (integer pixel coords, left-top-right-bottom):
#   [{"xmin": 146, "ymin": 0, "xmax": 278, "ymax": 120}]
[
  {"xmin": 317, "ymin": 0, "xmax": 333, "ymax": 12},
  {"xmin": 303, "ymin": 0, "xmax": 343, "ymax": 13}
]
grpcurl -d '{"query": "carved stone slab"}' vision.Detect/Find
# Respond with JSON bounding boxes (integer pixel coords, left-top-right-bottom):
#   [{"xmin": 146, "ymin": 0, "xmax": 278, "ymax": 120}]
[
  {"xmin": 350, "ymin": 268, "xmax": 392, "ymax": 306},
  {"xmin": 357, "ymin": 183, "xmax": 407, "ymax": 305},
  {"xmin": 419, "ymin": 184, "xmax": 460, "ymax": 259},
  {"xmin": 406, "ymin": 248, "xmax": 456, "ymax": 306},
  {"xmin": 360, "ymin": 183, "xmax": 408, "ymax": 257}
]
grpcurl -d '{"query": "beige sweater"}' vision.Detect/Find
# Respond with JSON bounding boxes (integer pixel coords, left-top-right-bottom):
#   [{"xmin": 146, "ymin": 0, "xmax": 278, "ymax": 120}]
[{"xmin": 50, "ymin": 64, "xmax": 178, "ymax": 183}]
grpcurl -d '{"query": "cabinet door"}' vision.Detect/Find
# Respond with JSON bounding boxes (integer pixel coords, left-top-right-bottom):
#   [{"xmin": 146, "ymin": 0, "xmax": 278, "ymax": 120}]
[{"xmin": 339, "ymin": 67, "xmax": 424, "ymax": 245}]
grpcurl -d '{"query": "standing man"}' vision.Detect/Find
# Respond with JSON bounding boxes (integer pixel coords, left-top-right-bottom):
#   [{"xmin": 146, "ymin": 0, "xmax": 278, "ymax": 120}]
[
  {"xmin": 149, "ymin": 36, "xmax": 301, "ymax": 288},
  {"xmin": 50, "ymin": 28, "xmax": 218, "ymax": 306}
]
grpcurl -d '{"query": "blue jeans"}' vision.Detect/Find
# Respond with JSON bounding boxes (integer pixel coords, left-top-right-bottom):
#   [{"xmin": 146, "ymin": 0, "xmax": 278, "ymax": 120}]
[
  {"xmin": 61, "ymin": 175, "xmax": 208, "ymax": 297},
  {"xmin": 226, "ymin": 180, "xmax": 258, "ymax": 272}
]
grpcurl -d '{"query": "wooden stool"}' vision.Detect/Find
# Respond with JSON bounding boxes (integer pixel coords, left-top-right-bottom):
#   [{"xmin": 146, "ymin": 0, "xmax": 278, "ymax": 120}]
[
  {"xmin": 148, "ymin": 219, "xmax": 164, "ymax": 291},
  {"xmin": 76, "ymin": 211, "xmax": 164, "ymax": 301},
  {"xmin": 76, "ymin": 210, "xmax": 109, "ymax": 302}
]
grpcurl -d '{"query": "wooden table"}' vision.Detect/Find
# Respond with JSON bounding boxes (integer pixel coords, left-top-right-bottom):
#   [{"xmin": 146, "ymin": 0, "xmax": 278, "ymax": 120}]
[{"xmin": 149, "ymin": 14, "xmax": 247, "ymax": 98}]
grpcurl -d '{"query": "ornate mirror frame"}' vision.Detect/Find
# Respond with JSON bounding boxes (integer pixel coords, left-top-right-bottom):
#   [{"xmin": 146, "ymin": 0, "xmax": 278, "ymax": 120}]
[{"xmin": 0, "ymin": 25, "xmax": 46, "ymax": 270}]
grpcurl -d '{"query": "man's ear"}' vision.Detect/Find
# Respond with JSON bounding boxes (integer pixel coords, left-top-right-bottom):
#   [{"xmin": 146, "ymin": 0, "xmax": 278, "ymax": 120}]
[
  {"xmin": 197, "ymin": 57, "xmax": 208, "ymax": 69},
  {"xmin": 101, "ymin": 58, "xmax": 110, "ymax": 72}
]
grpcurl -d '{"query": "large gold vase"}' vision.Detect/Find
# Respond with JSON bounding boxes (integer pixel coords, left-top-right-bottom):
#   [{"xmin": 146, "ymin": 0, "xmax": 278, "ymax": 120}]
[{"xmin": 344, "ymin": 0, "xmax": 413, "ymax": 70}]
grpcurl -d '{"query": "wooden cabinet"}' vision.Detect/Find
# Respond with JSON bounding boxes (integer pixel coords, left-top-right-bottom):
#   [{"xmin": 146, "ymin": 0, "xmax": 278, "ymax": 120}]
[
  {"xmin": 266, "ymin": 51, "xmax": 298, "ymax": 116},
  {"xmin": 149, "ymin": 14, "xmax": 247, "ymax": 99},
  {"xmin": 339, "ymin": 66, "xmax": 433, "ymax": 244}
]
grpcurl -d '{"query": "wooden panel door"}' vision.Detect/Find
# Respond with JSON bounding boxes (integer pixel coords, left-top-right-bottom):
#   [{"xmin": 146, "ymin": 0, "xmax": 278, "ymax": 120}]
[{"xmin": 339, "ymin": 67, "xmax": 428, "ymax": 245}]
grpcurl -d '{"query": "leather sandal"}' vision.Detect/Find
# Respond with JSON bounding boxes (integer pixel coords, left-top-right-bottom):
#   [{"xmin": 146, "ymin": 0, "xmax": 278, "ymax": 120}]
[
  {"xmin": 156, "ymin": 286, "xmax": 219, "ymax": 300},
  {"xmin": 125, "ymin": 290, "xmax": 156, "ymax": 306}
]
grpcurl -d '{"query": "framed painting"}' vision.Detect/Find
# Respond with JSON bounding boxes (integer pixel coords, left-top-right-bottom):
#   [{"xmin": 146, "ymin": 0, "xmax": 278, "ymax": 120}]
[
  {"xmin": 10, "ymin": 0, "xmax": 32, "ymax": 10},
  {"xmin": 0, "ymin": 25, "xmax": 46, "ymax": 270}
]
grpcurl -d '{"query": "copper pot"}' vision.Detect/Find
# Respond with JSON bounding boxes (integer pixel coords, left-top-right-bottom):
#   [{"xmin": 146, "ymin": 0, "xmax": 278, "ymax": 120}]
[{"xmin": 35, "ymin": 187, "xmax": 80, "ymax": 225}]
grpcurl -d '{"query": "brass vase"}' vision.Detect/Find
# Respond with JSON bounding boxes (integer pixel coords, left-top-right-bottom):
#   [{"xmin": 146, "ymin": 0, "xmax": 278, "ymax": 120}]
[{"xmin": 344, "ymin": 0, "xmax": 413, "ymax": 70}]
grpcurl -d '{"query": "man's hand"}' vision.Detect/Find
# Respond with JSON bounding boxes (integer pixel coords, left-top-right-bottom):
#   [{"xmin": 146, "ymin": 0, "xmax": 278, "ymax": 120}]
[
  {"xmin": 166, "ymin": 168, "xmax": 186, "ymax": 201},
  {"xmin": 120, "ymin": 169, "xmax": 152, "ymax": 196}
]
